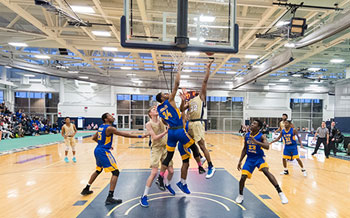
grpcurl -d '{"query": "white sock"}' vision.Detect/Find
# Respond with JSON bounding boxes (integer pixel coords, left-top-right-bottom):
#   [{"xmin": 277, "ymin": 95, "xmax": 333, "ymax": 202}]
[
  {"xmin": 143, "ymin": 186, "xmax": 150, "ymax": 197},
  {"xmin": 301, "ymin": 168, "xmax": 305, "ymax": 171},
  {"xmin": 284, "ymin": 168, "xmax": 288, "ymax": 171},
  {"xmin": 165, "ymin": 178, "xmax": 169, "ymax": 186},
  {"xmin": 181, "ymin": 179, "xmax": 186, "ymax": 185}
]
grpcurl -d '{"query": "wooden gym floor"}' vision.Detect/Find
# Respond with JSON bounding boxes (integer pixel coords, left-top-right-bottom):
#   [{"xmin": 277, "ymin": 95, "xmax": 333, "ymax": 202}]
[{"xmin": 1, "ymin": 133, "xmax": 349, "ymax": 218}]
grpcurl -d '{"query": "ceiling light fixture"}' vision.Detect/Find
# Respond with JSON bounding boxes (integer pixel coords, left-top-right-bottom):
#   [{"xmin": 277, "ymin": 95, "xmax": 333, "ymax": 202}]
[
  {"xmin": 24, "ymin": 74, "xmax": 35, "ymax": 77},
  {"xmin": 245, "ymin": 55, "xmax": 259, "ymax": 59},
  {"xmin": 8, "ymin": 42, "xmax": 28, "ymax": 47},
  {"xmin": 330, "ymin": 59, "xmax": 344, "ymax": 63},
  {"xmin": 79, "ymin": 76, "xmax": 89, "ymax": 79},
  {"xmin": 68, "ymin": 71, "xmax": 79, "ymax": 74},
  {"xmin": 308, "ymin": 67, "xmax": 321, "ymax": 72},
  {"xmin": 226, "ymin": 71, "xmax": 237, "ymax": 74},
  {"xmin": 183, "ymin": 69, "xmax": 192, "ymax": 73},
  {"xmin": 292, "ymin": 74, "xmax": 302, "ymax": 77},
  {"xmin": 113, "ymin": 58, "xmax": 126, "ymax": 62},
  {"xmin": 284, "ymin": 43, "xmax": 296, "ymax": 48},
  {"xmin": 121, "ymin": 67, "xmax": 132, "ymax": 70},
  {"xmin": 279, "ymin": 78, "xmax": 289, "ymax": 82},
  {"xmin": 102, "ymin": 47, "xmax": 118, "ymax": 51},
  {"xmin": 92, "ymin": 31, "xmax": 111, "ymax": 37},
  {"xmin": 34, "ymin": 55, "xmax": 50, "ymax": 59},
  {"xmin": 71, "ymin": 6, "xmax": 95, "ymax": 14},
  {"xmin": 181, "ymin": 75, "xmax": 190, "ymax": 78},
  {"xmin": 184, "ymin": 62, "xmax": 195, "ymax": 65}
]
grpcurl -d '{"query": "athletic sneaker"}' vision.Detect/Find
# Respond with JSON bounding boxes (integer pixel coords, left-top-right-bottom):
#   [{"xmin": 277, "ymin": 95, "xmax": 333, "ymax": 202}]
[
  {"xmin": 206, "ymin": 167, "xmax": 216, "ymax": 179},
  {"xmin": 280, "ymin": 170, "xmax": 289, "ymax": 175},
  {"xmin": 279, "ymin": 192, "xmax": 288, "ymax": 204},
  {"xmin": 105, "ymin": 197, "xmax": 122, "ymax": 205},
  {"xmin": 155, "ymin": 176, "xmax": 165, "ymax": 191},
  {"xmin": 72, "ymin": 157, "xmax": 77, "ymax": 163},
  {"xmin": 140, "ymin": 195, "xmax": 149, "ymax": 208},
  {"xmin": 81, "ymin": 188, "xmax": 93, "ymax": 195},
  {"xmin": 302, "ymin": 170, "xmax": 307, "ymax": 177},
  {"xmin": 166, "ymin": 184, "xmax": 175, "ymax": 195},
  {"xmin": 64, "ymin": 157, "xmax": 69, "ymax": 163},
  {"xmin": 198, "ymin": 166, "xmax": 206, "ymax": 174},
  {"xmin": 200, "ymin": 157, "xmax": 207, "ymax": 165},
  {"xmin": 235, "ymin": 194, "xmax": 244, "ymax": 204},
  {"xmin": 176, "ymin": 181, "xmax": 190, "ymax": 194}
]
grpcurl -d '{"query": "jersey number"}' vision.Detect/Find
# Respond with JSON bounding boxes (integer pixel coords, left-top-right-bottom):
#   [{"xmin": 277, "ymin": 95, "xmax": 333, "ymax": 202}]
[
  {"xmin": 190, "ymin": 104, "xmax": 198, "ymax": 112},
  {"xmin": 98, "ymin": 132, "xmax": 102, "ymax": 140},
  {"xmin": 284, "ymin": 137, "xmax": 291, "ymax": 144},
  {"xmin": 162, "ymin": 110, "xmax": 172, "ymax": 120}
]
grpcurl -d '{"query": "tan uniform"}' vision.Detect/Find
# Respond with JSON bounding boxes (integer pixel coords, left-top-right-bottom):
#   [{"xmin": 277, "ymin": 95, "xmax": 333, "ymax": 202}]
[
  {"xmin": 187, "ymin": 95, "xmax": 206, "ymax": 143},
  {"xmin": 280, "ymin": 121, "xmax": 285, "ymax": 130},
  {"xmin": 62, "ymin": 124, "xmax": 76, "ymax": 147},
  {"xmin": 148, "ymin": 120, "xmax": 173, "ymax": 168}
]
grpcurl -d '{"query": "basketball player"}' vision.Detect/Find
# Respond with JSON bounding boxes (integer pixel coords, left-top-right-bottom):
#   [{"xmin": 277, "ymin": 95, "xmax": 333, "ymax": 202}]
[
  {"xmin": 155, "ymin": 67, "xmax": 204, "ymax": 194},
  {"xmin": 180, "ymin": 60, "xmax": 215, "ymax": 179},
  {"xmin": 81, "ymin": 113, "xmax": 147, "ymax": 205},
  {"xmin": 270, "ymin": 120, "xmax": 307, "ymax": 176},
  {"xmin": 274, "ymin": 113, "xmax": 293, "ymax": 133},
  {"xmin": 61, "ymin": 117, "xmax": 77, "ymax": 163},
  {"xmin": 236, "ymin": 120, "xmax": 288, "ymax": 204},
  {"xmin": 140, "ymin": 106, "xmax": 175, "ymax": 208}
]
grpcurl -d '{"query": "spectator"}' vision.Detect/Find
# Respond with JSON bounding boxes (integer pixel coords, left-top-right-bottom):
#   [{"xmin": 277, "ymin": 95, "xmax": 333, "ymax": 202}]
[
  {"xmin": 86, "ymin": 124, "xmax": 91, "ymax": 130},
  {"xmin": 328, "ymin": 121, "xmax": 337, "ymax": 156},
  {"xmin": 93, "ymin": 124, "xmax": 98, "ymax": 130},
  {"xmin": 334, "ymin": 130, "xmax": 344, "ymax": 152}
]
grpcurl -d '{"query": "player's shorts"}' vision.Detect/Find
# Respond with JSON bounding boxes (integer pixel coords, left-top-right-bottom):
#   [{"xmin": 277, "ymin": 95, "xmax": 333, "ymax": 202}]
[
  {"xmin": 167, "ymin": 128, "xmax": 194, "ymax": 160},
  {"xmin": 150, "ymin": 146, "xmax": 173, "ymax": 168},
  {"xmin": 283, "ymin": 145, "xmax": 299, "ymax": 160},
  {"xmin": 242, "ymin": 156, "xmax": 268, "ymax": 179},
  {"xmin": 64, "ymin": 136, "xmax": 76, "ymax": 147},
  {"xmin": 94, "ymin": 147, "xmax": 118, "ymax": 172},
  {"xmin": 188, "ymin": 121, "xmax": 205, "ymax": 143}
]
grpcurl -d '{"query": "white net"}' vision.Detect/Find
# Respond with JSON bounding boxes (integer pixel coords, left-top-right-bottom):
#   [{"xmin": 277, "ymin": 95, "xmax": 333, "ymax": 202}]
[{"xmin": 169, "ymin": 51, "xmax": 190, "ymax": 72}]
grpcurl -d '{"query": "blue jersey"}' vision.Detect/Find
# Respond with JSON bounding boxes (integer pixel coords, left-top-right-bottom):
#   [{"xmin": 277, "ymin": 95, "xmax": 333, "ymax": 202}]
[
  {"xmin": 157, "ymin": 100, "xmax": 183, "ymax": 128},
  {"xmin": 282, "ymin": 128, "xmax": 297, "ymax": 146},
  {"xmin": 97, "ymin": 124, "xmax": 113, "ymax": 149},
  {"xmin": 245, "ymin": 132, "xmax": 265, "ymax": 158}
]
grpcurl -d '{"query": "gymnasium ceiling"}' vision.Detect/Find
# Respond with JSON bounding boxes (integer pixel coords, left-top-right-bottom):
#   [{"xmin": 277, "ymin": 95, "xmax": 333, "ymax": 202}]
[{"xmin": 0, "ymin": 0, "xmax": 350, "ymax": 93}]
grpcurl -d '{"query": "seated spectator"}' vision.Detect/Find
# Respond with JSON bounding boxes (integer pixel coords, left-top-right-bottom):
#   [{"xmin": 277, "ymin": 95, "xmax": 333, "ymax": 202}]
[
  {"xmin": 93, "ymin": 124, "xmax": 98, "ymax": 130},
  {"xmin": 334, "ymin": 130, "xmax": 344, "ymax": 150},
  {"xmin": 86, "ymin": 124, "xmax": 91, "ymax": 130}
]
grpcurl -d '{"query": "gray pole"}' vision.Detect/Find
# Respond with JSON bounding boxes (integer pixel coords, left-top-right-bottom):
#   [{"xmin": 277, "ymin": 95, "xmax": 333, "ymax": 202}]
[{"xmin": 176, "ymin": 0, "xmax": 189, "ymax": 49}]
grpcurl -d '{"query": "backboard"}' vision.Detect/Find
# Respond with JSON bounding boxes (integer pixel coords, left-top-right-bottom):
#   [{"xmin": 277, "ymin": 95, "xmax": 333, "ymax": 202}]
[{"xmin": 121, "ymin": 0, "xmax": 238, "ymax": 54}]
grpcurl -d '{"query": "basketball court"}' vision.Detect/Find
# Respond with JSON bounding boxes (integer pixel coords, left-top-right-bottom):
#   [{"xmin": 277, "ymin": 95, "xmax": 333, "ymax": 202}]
[{"xmin": 1, "ymin": 0, "xmax": 350, "ymax": 217}]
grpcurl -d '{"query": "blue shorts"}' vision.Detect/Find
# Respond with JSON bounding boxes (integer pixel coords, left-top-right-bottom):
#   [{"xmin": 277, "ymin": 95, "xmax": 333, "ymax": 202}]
[
  {"xmin": 283, "ymin": 145, "xmax": 299, "ymax": 160},
  {"xmin": 167, "ymin": 128, "xmax": 194, "ymax": 160},
  {"xmin": 242, "ymin": 156, "xmax": 268, "ymax": 179},
  {"xmin": 94, "ymin": 147, "xmax": 118, "ymax": 172}
]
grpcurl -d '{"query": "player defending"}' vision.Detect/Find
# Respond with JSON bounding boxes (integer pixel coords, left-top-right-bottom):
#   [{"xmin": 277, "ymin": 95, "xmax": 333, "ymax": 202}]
[
  {"xmin": 155, "ymin": 66, "xmax": 204, "ymax": 194},
  {"xmin": 81, "ymin": 113, "xmax": 147, "ymax": 205},
  {"xmin": 182, "ymin": 60, "xmax": 215, "ymax": 179},
  {"xmin": 236, "ymin": 120, "xmax": 288, "ymax": 204},
  {"xmin": 140, "ymin": 106, "xmax": 175, "ymax": 208},
  {"xmin": 270, "ymin": 120, "xmax": 307, "ymax": 176},
  {"xmin": 61, "ymin": 117, "xmax": 77, "ymax": 163},
  {"xmin": 274, "ymin": 113, "xmax": 293, "ymax": 133}
]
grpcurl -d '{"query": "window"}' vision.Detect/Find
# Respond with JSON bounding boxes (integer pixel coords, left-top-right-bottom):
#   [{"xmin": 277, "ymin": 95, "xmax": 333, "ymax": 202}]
[
  {"xmin": 290, "ymin": 98, "xmax": 323, "ymax": 130},
  {"xmin": 14, "ymin": 92, "xmax": 58, "ymax": 115},
  {"xmin": 0, "ymin": 90, "xmax": 3, "ymax": 102}
]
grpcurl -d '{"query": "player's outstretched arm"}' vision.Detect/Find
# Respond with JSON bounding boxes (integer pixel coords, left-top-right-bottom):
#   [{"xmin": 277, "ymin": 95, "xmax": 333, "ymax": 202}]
[
  {"xmin": 200, "ymin": 60, "xmax": 214, "ymax": 102},
  {"xmin": 109, "ymin": 126, "xmax": 147, "ymax": 138},
  {"xmin": 145, "ymin": 122, "xmax": 168, "ymax": 141},
  {"xmin": 270, "ymin": 132, "xmax": 282, "ymax": 144},
  {"xmin": 169, "ymin": 68, "xmax": 181, "ymax": 102},
  {"xmin": 179, "ymin": 90, "xmax": 189, "ymax": 112}
]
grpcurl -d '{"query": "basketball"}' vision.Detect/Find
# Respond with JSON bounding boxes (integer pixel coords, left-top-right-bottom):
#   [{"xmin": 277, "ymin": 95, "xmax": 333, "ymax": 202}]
[{"xmin": 206, "ymin": 52, "xmax": 215, "ymax": 56}]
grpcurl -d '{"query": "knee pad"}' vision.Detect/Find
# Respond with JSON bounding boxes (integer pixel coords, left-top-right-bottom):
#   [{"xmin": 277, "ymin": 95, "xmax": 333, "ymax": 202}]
[
  {"xmin": 65, "ymin": 146, "xmax": 70, "ymax": 151},
  {"xmin": 71, "ymin": 146, "xmax": 76, "ymax": 152},
  {"xmin": 182, "ymin": 158, "xmax": 189, "ymax": 163},
  {"xmin": 189, "ymin": 144, "xmax": 200, "ymax": 158},
  {"xmin": 111, "ymin": 169, "xmax": 120, "ymax": 177},
  {"xmin": 162, "ymin": 152, "xmax": 174, "ymax": 167},
  {"xmin": 95, "ymin": 169, "xmax": 102, "ymax": 174}
]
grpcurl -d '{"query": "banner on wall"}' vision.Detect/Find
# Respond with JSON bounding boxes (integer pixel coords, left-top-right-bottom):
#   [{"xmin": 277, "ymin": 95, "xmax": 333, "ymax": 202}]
[
  {"xmin": 307, "ymin": 136, "xmax": 322, "ymax": 149},
  {"xmin": 77, "ymin": 117, "xmax": 85, "ymax": 129}
]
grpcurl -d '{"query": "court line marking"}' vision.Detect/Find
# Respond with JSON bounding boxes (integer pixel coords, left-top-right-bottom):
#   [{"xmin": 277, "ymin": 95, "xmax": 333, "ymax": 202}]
[
  {"xmin": 124, "ymin": 195, "xmax": 230, "ymax": 216},
  {"xmin": 106, "ymin": 191, "xmax": 246, "ymax": 216}
]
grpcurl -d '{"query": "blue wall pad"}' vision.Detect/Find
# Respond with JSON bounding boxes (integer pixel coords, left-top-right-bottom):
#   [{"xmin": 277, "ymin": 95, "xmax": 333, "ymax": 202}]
[{"xmin": 77, "ymin": 168, "xmax": 279, "ymax": 218}]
